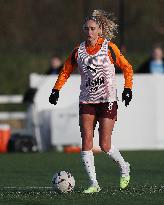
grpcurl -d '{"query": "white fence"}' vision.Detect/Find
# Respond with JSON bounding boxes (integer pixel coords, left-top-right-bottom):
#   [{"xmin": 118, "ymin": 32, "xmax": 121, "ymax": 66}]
[{"xmin": 30, "ymin": 73, "xmax": 164, "ymax": 151}]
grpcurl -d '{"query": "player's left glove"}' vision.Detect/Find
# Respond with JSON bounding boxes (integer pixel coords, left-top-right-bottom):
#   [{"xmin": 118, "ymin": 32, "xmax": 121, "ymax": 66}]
[
  {"xmin": 122, "ymin": 88, "xmax": 132, "ymax": 107},
  {"xmin": 49, "ymin": 89, "xmax": 59, "ymax": 105}
]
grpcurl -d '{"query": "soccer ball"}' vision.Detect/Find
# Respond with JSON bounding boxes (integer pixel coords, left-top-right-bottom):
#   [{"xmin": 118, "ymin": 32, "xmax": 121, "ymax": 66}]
[{"xmin": 52, "ymin": 171, "xmax": 75, "ymax": 193}]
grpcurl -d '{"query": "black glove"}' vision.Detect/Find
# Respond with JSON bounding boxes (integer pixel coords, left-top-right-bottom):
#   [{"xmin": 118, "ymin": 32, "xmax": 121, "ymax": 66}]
[
  {"xmin": 122, "ymin": 88, "xmax": 132, "ymax": 107},
  {"xmin": 49, "ymin": 89, "xmax": 59, "ymax": 105}
]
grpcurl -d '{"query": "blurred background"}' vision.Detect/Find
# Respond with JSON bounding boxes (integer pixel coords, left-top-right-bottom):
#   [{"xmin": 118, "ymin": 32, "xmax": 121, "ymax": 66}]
[
  {"xmin": 0, "ymin": 0, "xmax": 164, "ymax": 153},
  {"xmin": 0, "ymin": 0, "xmax": 163, "ymax": 94}
]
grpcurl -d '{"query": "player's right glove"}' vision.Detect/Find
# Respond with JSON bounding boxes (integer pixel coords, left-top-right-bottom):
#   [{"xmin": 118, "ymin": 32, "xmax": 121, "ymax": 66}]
[{"xmin": 49, "ymin": 89, "xmax": 59, "ymax": 105}]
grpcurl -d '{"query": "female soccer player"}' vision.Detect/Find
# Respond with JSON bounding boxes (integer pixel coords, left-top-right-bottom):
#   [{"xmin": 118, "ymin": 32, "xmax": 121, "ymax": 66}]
[{"xmin": 49, "ymin": 10, "xmax": 133, "ymax": 193}]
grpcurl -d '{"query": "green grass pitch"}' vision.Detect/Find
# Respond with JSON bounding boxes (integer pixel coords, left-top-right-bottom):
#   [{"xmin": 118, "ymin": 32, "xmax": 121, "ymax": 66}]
[{"xmin": 0, "ymin": 151, "xmax": 164, "ymax": 205}]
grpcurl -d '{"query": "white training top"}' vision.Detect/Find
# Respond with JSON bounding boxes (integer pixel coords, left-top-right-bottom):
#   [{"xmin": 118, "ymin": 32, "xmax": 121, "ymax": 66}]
[{"xmin": 77, "ymin": 39, "xmax": 117, "ymax": 103}]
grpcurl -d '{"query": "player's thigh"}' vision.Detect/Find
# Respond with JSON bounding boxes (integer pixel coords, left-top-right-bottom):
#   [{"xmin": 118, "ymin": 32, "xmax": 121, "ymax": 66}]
[
  {"xmin": 79, "ymin": 114, "xmax": 97, "ymax": 138},
  {"xmin": 98, "ymin": 117, "xmax": 116, "ymax": 145}
]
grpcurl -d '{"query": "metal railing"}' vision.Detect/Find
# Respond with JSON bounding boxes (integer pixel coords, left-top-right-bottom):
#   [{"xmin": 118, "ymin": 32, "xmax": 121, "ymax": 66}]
[{"xmin": 0, "ymin": 95, "xmax": 26, "ymax": 120}]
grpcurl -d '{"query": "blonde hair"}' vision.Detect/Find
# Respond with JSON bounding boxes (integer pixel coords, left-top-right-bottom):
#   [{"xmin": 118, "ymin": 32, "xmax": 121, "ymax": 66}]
[{"xmin": 85, "ymin": 9, "xmax": 118, "ymax": 40}]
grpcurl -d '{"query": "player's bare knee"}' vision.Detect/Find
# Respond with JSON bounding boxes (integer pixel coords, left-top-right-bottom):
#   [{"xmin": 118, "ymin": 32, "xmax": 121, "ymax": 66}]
[{"xmin": 100, "ymin": 143, "xmax": 110, "ymax": 153}]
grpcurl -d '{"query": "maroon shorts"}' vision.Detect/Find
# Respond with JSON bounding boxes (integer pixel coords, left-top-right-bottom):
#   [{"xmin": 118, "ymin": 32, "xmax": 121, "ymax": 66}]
[{"xmin": 79, "ymin": 101, "xmax": 118, "ymax": 120}]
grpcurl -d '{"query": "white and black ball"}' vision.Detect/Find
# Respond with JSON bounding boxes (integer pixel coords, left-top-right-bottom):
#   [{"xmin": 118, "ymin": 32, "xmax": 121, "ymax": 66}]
[{"xmin": 52, "ymin": 171, "xmax": 75, "ymax": 193}]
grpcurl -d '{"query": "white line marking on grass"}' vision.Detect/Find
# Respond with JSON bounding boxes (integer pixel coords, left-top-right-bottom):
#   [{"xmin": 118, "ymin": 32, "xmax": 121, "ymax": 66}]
[{"xmin": 2, "ymin": 186, "xmax": 52, "ymax": 189}]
